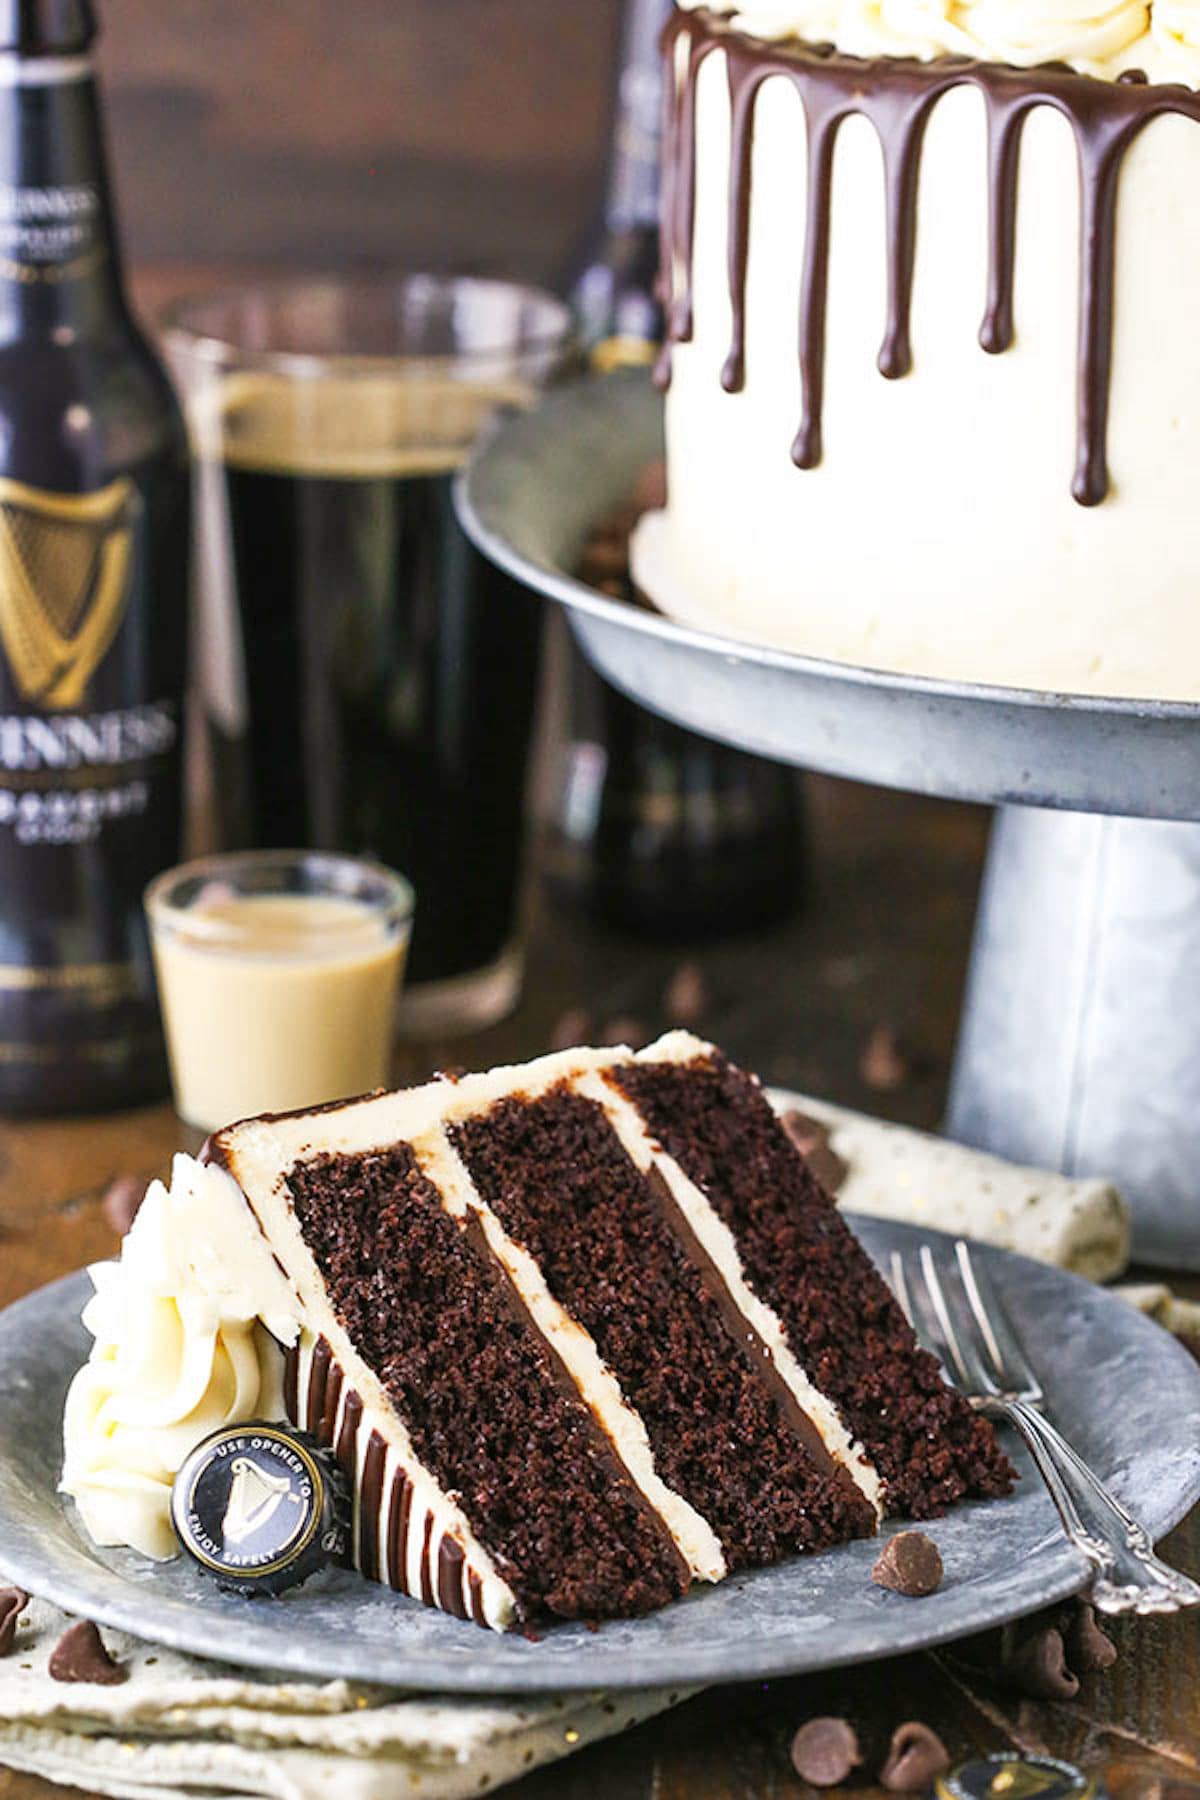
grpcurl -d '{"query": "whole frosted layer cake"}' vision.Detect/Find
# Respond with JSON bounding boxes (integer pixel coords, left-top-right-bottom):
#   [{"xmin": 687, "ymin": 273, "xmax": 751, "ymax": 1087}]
[
  {"xmin": 62, "ymin": 1033, "xmax": 1011, "ymax": 1631},
  {"xmin": 632, "ymin": 0, "xmax": 1200, "ymax": 699}
]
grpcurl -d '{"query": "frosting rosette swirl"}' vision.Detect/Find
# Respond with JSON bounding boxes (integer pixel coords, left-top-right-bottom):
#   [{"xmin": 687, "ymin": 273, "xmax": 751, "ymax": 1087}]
[
  {"xmin": 61, "ymin": 1155, "xmax": 299, "ymax": 1560},
  {"xmin": 950, "ymin": 0, "xmax": 1148, "ymax": 68},
  {"xmin": 678, "ymin": 0, "xmax": 1171, "ymax": 78},
  {"xmin": 1151, "ymin": 0, "xmax": 1200, "ymax": 56}
]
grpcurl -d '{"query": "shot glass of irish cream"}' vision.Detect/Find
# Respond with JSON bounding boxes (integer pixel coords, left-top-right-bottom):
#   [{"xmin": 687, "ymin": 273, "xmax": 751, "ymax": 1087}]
[{"xmin": 145, "ymin": 850, "xmax": 413, "ymax": 1132}]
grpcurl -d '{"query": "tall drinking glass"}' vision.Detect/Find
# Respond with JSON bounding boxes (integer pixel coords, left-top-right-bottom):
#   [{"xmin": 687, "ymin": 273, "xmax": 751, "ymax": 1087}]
[{"xmin": 165, "ymin": 276, "xmax": 573, "ymax": 1035}]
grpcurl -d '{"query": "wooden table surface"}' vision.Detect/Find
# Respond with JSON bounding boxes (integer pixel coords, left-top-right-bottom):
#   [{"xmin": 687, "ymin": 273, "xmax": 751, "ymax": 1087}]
[{"xmin": 1, "ymin": 777, "xmax": 1197, "ymax": 1800}]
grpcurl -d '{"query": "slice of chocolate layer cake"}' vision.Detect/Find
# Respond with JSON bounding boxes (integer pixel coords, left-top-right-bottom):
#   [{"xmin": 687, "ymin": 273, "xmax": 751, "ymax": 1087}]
[{"xmin": 62, "ymin": 1032, "xmax": 1012, "ymax": 1631}]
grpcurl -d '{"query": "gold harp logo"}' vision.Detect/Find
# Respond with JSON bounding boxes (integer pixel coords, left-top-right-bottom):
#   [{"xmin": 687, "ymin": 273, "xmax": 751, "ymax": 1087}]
[
  {"xmin": 221, "ymin": 1456, "xmax": 299, "ymax": 1547},
  {"xmin": 0, "ymin": 474, "xmax": 136, "ymax": 710}
]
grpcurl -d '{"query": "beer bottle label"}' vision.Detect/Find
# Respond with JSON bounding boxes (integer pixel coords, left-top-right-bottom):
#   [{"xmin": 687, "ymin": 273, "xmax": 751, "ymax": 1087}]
[
  {"xmin": 0, "ymin": 469, "xmax": 180, "ymax": 852},
  {"xmin": 0, "ymin": 459, "xmax": 184, "ymax": 1043},
  {"xmin": 0, "ymin": 474, "xmax": 135, "ymax": 710},
  {"xmin": 0, "ymin": 38, "xmax": 189, "ymax": 1109},
  {"xmin": 0, "ymin": 169, "xmax": 103, "ymax": 281}
]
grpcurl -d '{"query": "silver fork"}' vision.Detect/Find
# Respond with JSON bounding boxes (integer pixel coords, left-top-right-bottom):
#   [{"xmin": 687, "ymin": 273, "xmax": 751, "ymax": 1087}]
[{"xmin": 890, "ymin": 1237, "xmax": 1200, "ymax": 1615}]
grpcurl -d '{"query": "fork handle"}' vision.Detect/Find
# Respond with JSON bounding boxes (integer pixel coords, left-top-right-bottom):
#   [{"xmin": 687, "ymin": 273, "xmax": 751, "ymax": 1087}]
[{"xmin": 983, "ymin": 1396, "xmax": 1200, "ymax": 1615}]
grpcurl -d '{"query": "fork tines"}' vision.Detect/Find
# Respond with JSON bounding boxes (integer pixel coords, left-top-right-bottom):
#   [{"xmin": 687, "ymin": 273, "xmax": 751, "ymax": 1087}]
[{"xmin": 889, "ymin": 1238, "xmax": 1040, "ymax": 1406}]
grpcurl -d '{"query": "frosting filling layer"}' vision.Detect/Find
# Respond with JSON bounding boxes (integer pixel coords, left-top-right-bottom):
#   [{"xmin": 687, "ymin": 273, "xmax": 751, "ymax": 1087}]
[
  {"xmin": 612, "ymin": 1048, "xmax": 1014, "ymax": 1516},
  {"xmin": 451, "ymin": 1083, "xmax": 878, "ymax": 1565},
  {"xmin": 283, "ymin": 1138, "xmax": 690, "ymax": 1622}
]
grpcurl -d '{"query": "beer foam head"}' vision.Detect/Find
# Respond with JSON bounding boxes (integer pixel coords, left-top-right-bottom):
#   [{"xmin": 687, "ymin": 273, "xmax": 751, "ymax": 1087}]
[{"xmin": 194, "ymin": 372, "xmax": 538, "ymax": 478}]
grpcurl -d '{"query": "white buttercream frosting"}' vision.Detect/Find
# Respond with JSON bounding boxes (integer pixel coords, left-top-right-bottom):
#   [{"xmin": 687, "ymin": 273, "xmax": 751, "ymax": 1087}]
[
  {"xmin": 61, "ymin": 1155, "xmax": 301, "ymax": 1560},
  {"xmin": 677, "ymin": 0, "xmax": 1193, "ymax": 84}
]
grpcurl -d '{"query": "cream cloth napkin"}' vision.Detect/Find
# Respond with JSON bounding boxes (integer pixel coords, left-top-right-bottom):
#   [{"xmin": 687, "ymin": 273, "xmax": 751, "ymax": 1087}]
[
  {"xmin": 781, "ymin": 1093, "xmax": 1131, "ymax": 1281},
  {"xmin": 0, "ymin": 1597, "xmax": 691, "ymax": 1800}
]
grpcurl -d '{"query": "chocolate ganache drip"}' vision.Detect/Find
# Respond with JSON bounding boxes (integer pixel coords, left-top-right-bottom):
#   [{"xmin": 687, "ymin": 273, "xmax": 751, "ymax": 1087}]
[{"xmin": 655, "ymin": 7, "xmax": 1200, "ymax": 506}]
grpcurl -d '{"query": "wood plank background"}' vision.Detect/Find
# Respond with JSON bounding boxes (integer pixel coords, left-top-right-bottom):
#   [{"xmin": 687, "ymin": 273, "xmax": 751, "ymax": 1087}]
[{"xmin": 96, "ymin": 0, "xmax": 627, "ymax": 289}]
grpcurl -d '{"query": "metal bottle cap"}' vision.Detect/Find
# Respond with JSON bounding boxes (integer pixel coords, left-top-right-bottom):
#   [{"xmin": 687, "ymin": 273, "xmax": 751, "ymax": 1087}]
[
  {"xmin": 938, "ymin": 1755, "xmax": 1099, "ymax": 1800},
  {"xmin": 171, "ymin": 1421, "xmax": 350, "ymax": 1597}
]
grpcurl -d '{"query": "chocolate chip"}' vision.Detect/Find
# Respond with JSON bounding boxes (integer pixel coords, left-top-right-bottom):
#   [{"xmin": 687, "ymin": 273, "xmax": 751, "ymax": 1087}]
[
  {"xmin": 782, "ymin": 1109, "xmax": 829, "ymax": 1156},
  {"xmin": 1000, "ymin": 1622, "xmax": 1079, "ymax": 1699},
  {"xmin": 781, "ymin": 1110, "xmax": 850, "ymax": 1194},
  {"xmin": 578, "ymin": 535, "xmax": 630, "ymax": 582},
  {"xmin": 859, "ymin": 1024, "xmax": 910, "ymax": 1092},
  {"xmin": 872, "ymin": 1532, "xmax": 944, "ymax": 1597},
  {"xmin": 790, "ymin": 1717, "xmax": 861, "ymax": 1787},
  {"xmin": 48, "ymin": 1620, "xmax": 127, "ymax": 1685},
  {"xmin": 101, "ymin": 1174, "xmax": 145, "ymax": 1236},
  {"xmin": 631, "ymin": 458, "xmax": 667, "ymax": 515},
  {"xmin": 663, "ymin": 961, "xmax": 708, "ymax": 1027},
  {"xmin": 1066, "ymin": 1600, "xmax": 1117, "ymax": 1673},
  {"xmin": 549, "ymin": 1007, "xmax": 591, "ymax": 1054},
  {"xmin": 880, "ymin": 1722, "xmax": 951, "ymax": 1791},
  {"xmin": 0, "ymin": 1588, "xmax": 27, "ymax": 1656}
]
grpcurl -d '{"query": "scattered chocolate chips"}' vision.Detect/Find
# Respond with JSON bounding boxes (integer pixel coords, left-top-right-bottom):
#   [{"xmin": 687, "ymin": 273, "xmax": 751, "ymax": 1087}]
[
  {"xmin": 1065, "ymin": 1601, "xmax": 1117, "ymax": 1673},
  {"xmin": 663, "ymin": 960, "xmax": 708, "ymax": 1027},
  {"xmin": 0, "ymin": 1587, "xmax": 27, "ymax": 1656},
  {"xmin": 101, "ymin": 1173, "xmax": 145, "ymax": 1237},
  {"xmin": 781, "ymin": 1109, "xmax": 850, "ymax": 1194},
  {"xmin": 48, "ymin": 1619, "xmax": 127, "ymax": 1686},
  {"xmin": 880, "ymin": 1721, "xmax": 951, "ymax": 1792},
  {"xmin": 873, "ymin": 1531, "xmax": 944, "ymax": 1597},
  {"xmin": 630, "ymin": 457, "xmax": 667, "ymax": 515},
  {"xmin": 999, "ymin": 1621, "xmax": 1079, "ymax": 1699},
  {"xmin": 860, "ymin": 1024, "xmax": 911, "ymax": 1092},
  {"xmin": 948, "ymin": 1597, "xmax": 1118, "ymax": 1698},
  {"xmin": 790, "ymin": 1716, "xmax": 862, "ymax": 1787},
  {"xmin": 576, "ymin": 462, "xmax": 666, "ymax": 596},
  {"xmin": 577, "ymin": 533, "xmax": 630, "ymax": 583},
  {"xmin": 549, "ymin": 1007, "xmax": 591, "ymax": 1053}
]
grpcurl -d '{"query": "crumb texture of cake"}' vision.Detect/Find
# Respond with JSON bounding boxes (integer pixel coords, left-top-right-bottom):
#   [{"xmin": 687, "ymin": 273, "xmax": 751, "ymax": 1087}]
[
  {"xmin": 62, "ymin": 1032, "xmax": 1014, "ymax": 1632},
  {"xmin": 611, "ymin": 1050, "xmax": 1015, "ymax": 1515},
  {"xmin": 451, "ymin": 1086, "xmax": 877, "ymax": 1568},
  {"xmin": 284, "ymin": 1141, "xmax": 689, "ymax": 1622},
  {"xmin": 632, "ymin": 5, "xmax": 1200, "ymax": 700}
]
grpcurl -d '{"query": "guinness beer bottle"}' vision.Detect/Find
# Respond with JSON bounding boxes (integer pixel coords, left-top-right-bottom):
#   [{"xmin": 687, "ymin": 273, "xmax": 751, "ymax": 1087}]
[
  {"xmin": 556, "ymin": 0, "xmax": 806, "ymax": 936},
  {"xmin": 0, "ymin": 0, "xmax": 189, "ymax": 1112}
]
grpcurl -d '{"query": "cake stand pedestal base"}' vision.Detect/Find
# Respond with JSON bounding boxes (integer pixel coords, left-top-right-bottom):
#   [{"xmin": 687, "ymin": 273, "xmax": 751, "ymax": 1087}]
[{"xmin": 947, "ymin": 806, "xmax": 1200, "ymax": 1269}]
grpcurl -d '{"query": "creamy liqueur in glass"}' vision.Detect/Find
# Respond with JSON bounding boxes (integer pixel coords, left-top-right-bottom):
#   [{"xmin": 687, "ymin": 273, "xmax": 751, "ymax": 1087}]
[{"xmin": 145, "ymin": 851, "xmax": 413, "ymax": 1132}]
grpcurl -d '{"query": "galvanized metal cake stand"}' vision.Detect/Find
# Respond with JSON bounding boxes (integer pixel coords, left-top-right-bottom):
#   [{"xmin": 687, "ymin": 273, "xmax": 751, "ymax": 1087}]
[{"xmin": 458, "ymin": 370, "xmax": 1200, "ymax": 1270}]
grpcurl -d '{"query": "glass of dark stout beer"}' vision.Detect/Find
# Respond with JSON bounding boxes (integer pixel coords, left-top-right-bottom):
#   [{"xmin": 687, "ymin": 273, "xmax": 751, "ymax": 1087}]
[{"xmin": 165, "ymin": 276, "xmax": 573, "ymax": 1035}]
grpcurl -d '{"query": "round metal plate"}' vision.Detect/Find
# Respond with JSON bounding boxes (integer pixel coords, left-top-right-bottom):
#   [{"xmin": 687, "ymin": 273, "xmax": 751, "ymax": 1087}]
[
  {"xmin": 457, "ymin": 372, "xmax": 1200, "ymax": 821},
  {"xmin": 3, "ymin": 1216, "xmax": 1198, "ymax": 1693}
]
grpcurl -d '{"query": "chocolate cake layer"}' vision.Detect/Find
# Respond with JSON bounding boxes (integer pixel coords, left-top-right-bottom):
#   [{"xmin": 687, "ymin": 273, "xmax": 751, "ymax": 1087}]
[
  {"xmin": 612, "ymin": 1055, "xmax": 1015, "ymax": 1517},
  {"xmin": 285, "ymin": 1140, "xmax": 688, "ymax": 1621},
  {"xmin": 452, "ymin": 1084, "xmax": 877, "ymax": 1567}
]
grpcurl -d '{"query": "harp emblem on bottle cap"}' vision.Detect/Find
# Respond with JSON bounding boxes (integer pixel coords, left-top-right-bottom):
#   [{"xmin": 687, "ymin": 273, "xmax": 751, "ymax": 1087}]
[
  {"xmin": 221, "ymin": 1455, "xmax": 299, "ymax": 1546},
  {"xmin": 171, "ymin": 1421, "xmax": 350, "ymax": 1595},
  {"xmin": 0, "ymin": 473, "xmax": 136, "ymax": 709}
]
